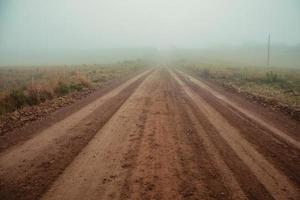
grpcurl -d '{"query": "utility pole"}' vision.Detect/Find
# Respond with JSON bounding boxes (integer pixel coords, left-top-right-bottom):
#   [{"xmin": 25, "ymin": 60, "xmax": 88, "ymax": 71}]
[{"xmin": 267, "ymin": 33, "xmax": 271, "ymax": 67}]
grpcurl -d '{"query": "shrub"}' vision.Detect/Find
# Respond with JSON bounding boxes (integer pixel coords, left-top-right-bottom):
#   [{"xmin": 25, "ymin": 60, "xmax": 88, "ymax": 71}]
[
  {"xmin": 200, "ymin": 68, "xmax": 210, "ymax": 79},
  {"xmin": 69, "ymin": 82, "xmax": 84, "ymax": 91},
  {"xmin": 265, "ymin": 71, "xmax": 278, "ymax": 83},
  {"xmin": 9, "ymin": 89, "xmax": 28, "ymax": 109},
  {"xmin": 0, "ymin": 64, "xmax": 142, "ymax": 116},
  {"xmin": 0, "ymin": 93, "xmax": 7, "ymax": 115},
  {"xmin": 55, "ymin": 82, "xmax": 70, "ymax": 96},
  {"xmin": 27, "ymin": 84, "xmax": 54, "ymax": 105},
  {"xmin": 76, "ymin": 75, "xmax": 92, "ymax": 88},
  {"xmin": 93, "ymin": 75, "xmax": 108, "ymax": 83}
]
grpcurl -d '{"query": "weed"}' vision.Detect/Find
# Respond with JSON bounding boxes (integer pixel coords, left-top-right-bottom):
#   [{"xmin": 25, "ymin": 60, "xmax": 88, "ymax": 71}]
[
  {"xmin": 200, "ymin": 68, "xmax": 210, "ymax": 79},
  {"xmin": 26, "ymin": 84, "xmax": 54, "ymax": 105},
  {"xmin": 0, "ymin": 61, "xmax": 147, "ymax": 116},
  {"xmin": 265, "ymin": 71, "xmax": 278, "ymax": 83},
  {"xmin": 55, "ymin": 82, "xmax": 70, "ymax": 96},
  {"xmin": 9, "ymin": 89, "xmax": 28, "ymax": 109},
  {"xmin": 180, "ymin": 63, "xmax": 300, "ymax": 108},
  {"xmin": 76, "ymin": 74, "xmax": 92, "ymax": 88}
]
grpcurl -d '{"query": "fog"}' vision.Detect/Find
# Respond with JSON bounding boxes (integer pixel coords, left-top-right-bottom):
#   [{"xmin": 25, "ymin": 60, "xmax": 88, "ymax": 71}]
[{"xmin": 0, "ymin": 0, "xmax": 300, "ymax": 66}]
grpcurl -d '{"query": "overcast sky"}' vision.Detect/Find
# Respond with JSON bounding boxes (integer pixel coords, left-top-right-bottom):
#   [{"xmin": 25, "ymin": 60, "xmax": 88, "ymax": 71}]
[{"xmin": 0, "ymin": 0, "xmax": 300, "ymax": 64}]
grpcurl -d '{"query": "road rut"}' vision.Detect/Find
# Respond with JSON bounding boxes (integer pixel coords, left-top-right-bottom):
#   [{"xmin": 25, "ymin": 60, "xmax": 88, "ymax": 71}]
[{"xmin": 0, "ymin": 68, "xmax": 299, "ymax": 200}]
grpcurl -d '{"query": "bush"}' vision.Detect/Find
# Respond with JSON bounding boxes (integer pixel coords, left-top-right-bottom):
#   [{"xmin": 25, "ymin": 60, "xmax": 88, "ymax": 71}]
[
  {"xmin": 9, "ymin": 89, "xmax": 28, "ymax": 109},
  {"xmin": 69, "ymin": 82, "xmax": 84, "ymax": 91},
  {"xmin": 200, "ymin": 68, "xmax": 210, "ymax": 79},
  {"xmin": 92, "ymin": 75, "xmax": 107, "ymax": 83},
  {"xmin": 55, "ymin": 82, "xmax": 70, "ymax": 96},
  {"xmin": 27, "ymin": 84, "xmax": 54, "ymax": 105},
  {"xmin": 265, "ymin": 71, "xmax": 278, "ymax": 83},
  {"xmin": 76, "ymin": 75, "xmax": 92, "ymax": 88}
]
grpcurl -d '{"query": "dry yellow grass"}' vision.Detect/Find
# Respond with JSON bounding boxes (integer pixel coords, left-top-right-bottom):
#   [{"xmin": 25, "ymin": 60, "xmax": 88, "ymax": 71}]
[
  {"xmin": 180, "ymin": 63, "xmax": 300, "ymax": 108},
  {"xmin": 0, "ymin": 61, "xmax": 147, "ymax": 115}
]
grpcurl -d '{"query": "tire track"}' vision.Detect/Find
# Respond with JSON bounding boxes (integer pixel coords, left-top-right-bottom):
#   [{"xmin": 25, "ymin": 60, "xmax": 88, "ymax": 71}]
[
  {"xmin": 165, "ymin": 70, "xmax": 235, "ymax": 199},
  {"xmin": 177, "ymin": 70, "xmax": 300, "ymax": 149},
  {"xmin": 41, "ymin": 70, "xmax": 158, "ymax": 200},
  {"xmin": 177, "ymin": 71, "xmax": 300, "ymax": 185},
  {"xmin": 0, "ymin": 69, "xmax": 149, "ymax": 153},
  {"xmin": 1, "ymin": 68, "xmax": 299, "ymax": 200},
  {"xmin": 183, "ymin": 103, "xmax": 248, "ymax": 200},
  {"xmin": 170, "ymin": 70, "xmax": 300, "ymax": 200},
  {"xmin": 122, "ymin": 70, "xmax": 236, "ymax": 200},
  {"xmin": 120, "ymin": 70, "xmax": 181, "ymax": 200},
  {"xmin": 178, "ymin": 87, "xmax": 274, "ymax": 200},
  {"xmin": 0, "ymin": 70, "xmax": 151, "ymax": 200},
  {"xmin": 0, "ymin": 70, "xmax": 150, "ymax": 168}
]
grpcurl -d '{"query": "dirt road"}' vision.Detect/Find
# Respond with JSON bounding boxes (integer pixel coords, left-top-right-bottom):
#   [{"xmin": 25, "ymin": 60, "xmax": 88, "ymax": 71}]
[{"xmin": 0, "ymin": 69, "xmax": 299, "ymax": 200}]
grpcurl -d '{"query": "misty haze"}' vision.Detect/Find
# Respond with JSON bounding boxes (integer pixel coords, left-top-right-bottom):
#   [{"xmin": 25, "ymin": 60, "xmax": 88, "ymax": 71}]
[
  {"xmin": 0, "ymin": 1, "xmax": 299, "ymax": 200},
  {"xmin": 1, "ymin": 0, "xmax": 300, "ymax": 66}
]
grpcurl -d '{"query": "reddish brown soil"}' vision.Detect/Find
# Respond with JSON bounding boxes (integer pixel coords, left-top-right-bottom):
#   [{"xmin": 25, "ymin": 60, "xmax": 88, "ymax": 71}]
[
  {"xmin": 0, "ymin": 69, "xmax": 148, "ymax": 152},
  {"xmin": 0, "ymin": 69, "xmax": 299, "ymax": 200}
]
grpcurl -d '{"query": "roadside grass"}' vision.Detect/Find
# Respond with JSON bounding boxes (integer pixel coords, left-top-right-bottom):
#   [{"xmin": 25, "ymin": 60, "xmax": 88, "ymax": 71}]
[
  {"xmin": 180, "ymin": 63, "xmax": 300, "ymax": 109},
  {"xmin": 0, "ymin": 61, "xmax": 146, "ymax": 116}
]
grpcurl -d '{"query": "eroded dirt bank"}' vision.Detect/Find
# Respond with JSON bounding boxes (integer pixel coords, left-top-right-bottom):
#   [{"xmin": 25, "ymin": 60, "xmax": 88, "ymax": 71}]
[{"xmin": 0, "ymin": 68, "xmax": 299, "ymax": 200}]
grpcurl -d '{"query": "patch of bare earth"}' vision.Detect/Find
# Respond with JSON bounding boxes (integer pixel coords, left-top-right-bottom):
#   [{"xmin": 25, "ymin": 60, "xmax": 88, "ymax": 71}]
[
  {"xmin": 0, "ymin": 70, "xmax": 151, "ymax": 200},
  {"xmin": 0, "ymin": 68, "xmax": 299, "ymax": 200},
  {"xmin": 0, "ymin": 69, "xmax": 147, "ymax": 151}
]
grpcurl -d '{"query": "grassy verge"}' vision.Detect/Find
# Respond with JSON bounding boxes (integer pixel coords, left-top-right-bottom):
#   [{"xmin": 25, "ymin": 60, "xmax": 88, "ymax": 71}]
[
  {"xmin": 179, "ymin": 63, "xmax": 300, "ymax": 119},
  {"xmin": 0, "ymin": 61, "xmax": 147, "ymax": 116}
]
